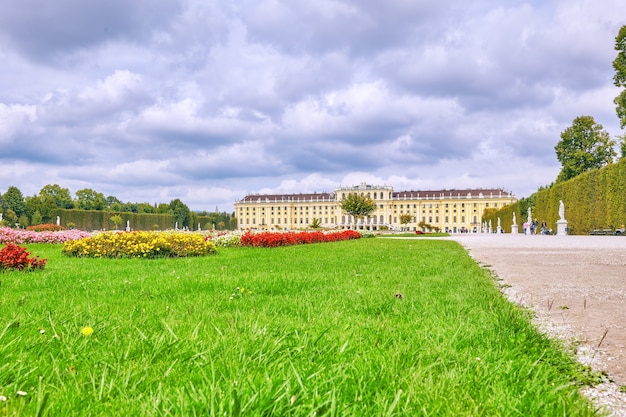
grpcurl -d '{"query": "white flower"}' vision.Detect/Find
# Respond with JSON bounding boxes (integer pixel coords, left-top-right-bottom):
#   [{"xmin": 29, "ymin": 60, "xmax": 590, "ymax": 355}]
[
  {"xmin": 0, "ymin": 395, "xmax": 7, "ymax": 401},
  {"xmin": 16, "ymin": 390, "xmax": 27, "ymax": 396}
]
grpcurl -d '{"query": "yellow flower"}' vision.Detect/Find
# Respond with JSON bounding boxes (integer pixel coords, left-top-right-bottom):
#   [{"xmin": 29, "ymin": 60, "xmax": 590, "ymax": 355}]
[{"xmin": 81, "ymin": 326, "xmax": 94, "ymax": 336}]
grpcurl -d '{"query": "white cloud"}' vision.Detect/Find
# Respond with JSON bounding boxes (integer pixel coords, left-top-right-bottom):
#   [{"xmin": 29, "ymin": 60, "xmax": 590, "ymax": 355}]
[{"xmin": 1, "ymin": 0, "xmax": 625, "ymax": 212}]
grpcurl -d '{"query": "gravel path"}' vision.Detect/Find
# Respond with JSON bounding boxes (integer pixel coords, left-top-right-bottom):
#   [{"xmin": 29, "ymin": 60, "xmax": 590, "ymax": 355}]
[{"xmin": 444, "ymin": 234, "xmax": 626, "ymax": 416}]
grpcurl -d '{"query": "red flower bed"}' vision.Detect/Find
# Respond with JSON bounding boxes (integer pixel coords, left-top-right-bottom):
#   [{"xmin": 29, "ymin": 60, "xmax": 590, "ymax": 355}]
[
  {"xmin": 241, "ymin": 230, "xmax": 361, "ymax": 248},
  {"xmin": 26, "ymin": 223, "xmax": 66, "ymax": 232},
  {"xmin": 0, "ymin": 243, "xmax": 47, "ymax": 271}
]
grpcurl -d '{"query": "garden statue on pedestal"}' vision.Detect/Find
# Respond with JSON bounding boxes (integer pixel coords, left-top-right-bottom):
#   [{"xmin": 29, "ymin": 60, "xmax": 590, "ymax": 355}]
[
  {"xmin": 556, "ymin": 200, "xmax": 568, "ymax": 235},
  {"xmin": 511, "ymin": 212, "xmax": 518, "ymax": 234}
]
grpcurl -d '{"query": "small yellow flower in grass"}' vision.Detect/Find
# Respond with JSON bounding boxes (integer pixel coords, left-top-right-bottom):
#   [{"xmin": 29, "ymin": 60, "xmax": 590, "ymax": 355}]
[{"xmin": 81, "ymin": 326, "xmax": 94, "ymax": 336}]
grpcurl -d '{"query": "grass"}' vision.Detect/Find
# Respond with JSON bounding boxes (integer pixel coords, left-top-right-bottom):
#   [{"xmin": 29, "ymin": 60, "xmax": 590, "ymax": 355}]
[
  {"xmin": 377, "ymin": 232, "xmax": 450, "ymax": 238},
  {"xmin": 0, "ymin": 239, "xmax": 600, "ymax": 416}
]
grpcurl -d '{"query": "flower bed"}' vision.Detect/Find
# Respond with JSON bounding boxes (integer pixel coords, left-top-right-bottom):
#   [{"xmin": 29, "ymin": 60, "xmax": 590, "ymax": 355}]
[
  {"xmin": 0, "ymin": 227, "xmax": 91, "ymax": 244},
  {"xmin": 240, "ymin": 230, "xmax": 361, "ymax": 248},
  {"xmin": 26, "ymin": 223, "xmax": 66, "ymax": 232},
  {"xmin": 62, "ymin": 231, "xmax": 217, "ymax": 258},
  {"xmin": 0, "ymin": 243, "xmax": 47, "ymax": 271}
]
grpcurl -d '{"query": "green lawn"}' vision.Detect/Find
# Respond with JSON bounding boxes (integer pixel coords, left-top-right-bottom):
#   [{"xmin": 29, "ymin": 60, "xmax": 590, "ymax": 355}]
[{"xmin": 0, "ymin": 239, "xmax": 600, "ymax": 416}]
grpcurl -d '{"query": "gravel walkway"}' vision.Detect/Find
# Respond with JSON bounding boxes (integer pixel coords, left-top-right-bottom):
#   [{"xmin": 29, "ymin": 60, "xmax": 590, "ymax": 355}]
[{"xmin": 444, "ymin": 234, "xmax": 626, "ymax": 416}]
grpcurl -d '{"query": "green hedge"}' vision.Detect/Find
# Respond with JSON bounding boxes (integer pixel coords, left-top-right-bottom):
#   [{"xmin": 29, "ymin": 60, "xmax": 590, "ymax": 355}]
[
  {"xmin": 484, "ymin": 158, "xmax": 626, "ymax": 234},
  {"xmin": 49, "ymin": 209, "xmax": 221, "ymax": 231}
]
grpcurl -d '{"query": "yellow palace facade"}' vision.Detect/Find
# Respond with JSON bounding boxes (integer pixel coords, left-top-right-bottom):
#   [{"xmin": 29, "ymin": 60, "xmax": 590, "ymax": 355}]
[{"xmin": 235, "ymin": 183, "xmax": 516, "ymax": 233}]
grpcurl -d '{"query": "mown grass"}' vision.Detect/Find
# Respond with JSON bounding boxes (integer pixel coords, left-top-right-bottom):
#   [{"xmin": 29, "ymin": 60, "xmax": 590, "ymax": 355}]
[
  {"xmin": 0, "ymin": 239, "xmax": 600, "ymax": 416},
  {"xmin": 377, "ymin": 233, "xmax": 450, "ymax": 238}
]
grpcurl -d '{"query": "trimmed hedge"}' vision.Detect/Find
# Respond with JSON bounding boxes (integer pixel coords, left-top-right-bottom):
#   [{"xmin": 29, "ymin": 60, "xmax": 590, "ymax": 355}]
[
  {"xmin": 484, "ymin": 158, "xmax": 626, "ymax": 234},
  {"xmin": 48, "ymin": 209, "xmax": 221, "ymax": 232}
]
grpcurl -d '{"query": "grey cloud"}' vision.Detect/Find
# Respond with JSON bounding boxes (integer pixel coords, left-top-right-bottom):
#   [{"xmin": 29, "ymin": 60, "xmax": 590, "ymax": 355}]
[{"xmin": 0, "ymin": 0, "xmax": 181, "ymax": 63}]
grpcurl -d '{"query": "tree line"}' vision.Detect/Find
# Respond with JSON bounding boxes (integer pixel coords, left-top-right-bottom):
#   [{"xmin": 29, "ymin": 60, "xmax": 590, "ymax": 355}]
[{"xmin": 0, "ymin": 184, "xmax": 236, "ymax": 230}]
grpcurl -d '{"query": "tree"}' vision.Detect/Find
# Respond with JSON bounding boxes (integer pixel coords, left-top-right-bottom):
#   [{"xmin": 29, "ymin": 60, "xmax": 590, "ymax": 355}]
[
  {"xmin": 619, "ymin": 134, "xmax": 626, "ymax": 159},
  {"xmin": 169, "ymin": 199, "xmax": 191, "ymax": 228},
  {"xmin": 309, "ymin": 218, "xmax": 322, "ymax": 229},
  {"xmin": 554, "ymin": 116, "xmax": 616, "ymax": 183},
  {"xmin": 31, "ymin": 210, "xmax": 43, "ymax": 226},
  {"xmin": 110, "ymin": 215, "xmax": 123, "ymax": 230},
  {"xmin": 40, "ymin": 184, "xmax": 74, "ymax": 208},
  {"xmin": 2, "ymin": 186, "xmax": 27, "ymax": 218},
  {"xmin": 75, "ymin": 188, "xmax": 107, "ymax": 210},
  {"xmin": 341, "ymin": 193, "xmax": 377, "ymax": 228},
  {"xmin": 25, "ymin": 195, "xmax": 56, "ymax": 223},
  {"xmin": 3, "ymin": 209, "xmax": 18, "ymax": 227},
  {"xmin": 18, "ymin": 214, "xmax": 29, "ymax": 228},
  {"xmin": 399, "ymin": 213, "xmax": 413, "ymax": 231},
  {"xmin": 613, "ymin": 25, "xmax": 626, "ymax": 128}
]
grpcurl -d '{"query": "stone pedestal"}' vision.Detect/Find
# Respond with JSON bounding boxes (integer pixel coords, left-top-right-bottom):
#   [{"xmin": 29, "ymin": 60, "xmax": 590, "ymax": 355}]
[
  {"xmin": 511, "ymin": 224, "xmax": 518, "ymax": 234},
  {"xmin": 556, "ymin": 220, "xmax": 568, "ymax": 235},
  {"xmin": 496, "ymin": 226, "xmax": 502, "ymax": 234}
]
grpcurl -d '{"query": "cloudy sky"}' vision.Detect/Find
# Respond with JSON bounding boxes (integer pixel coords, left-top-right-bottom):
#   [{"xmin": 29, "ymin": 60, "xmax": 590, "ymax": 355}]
[{"xmin": 1, "ymin": 0, "xmax": 624, "ymax": 212}]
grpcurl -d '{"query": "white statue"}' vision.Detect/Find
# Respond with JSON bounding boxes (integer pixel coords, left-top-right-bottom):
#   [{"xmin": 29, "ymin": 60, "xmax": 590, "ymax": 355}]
[
  {"xmin": 527, "ymin": 207, "xmax": 532, "ymax": 225},
  {"xmin": 512, "ymin": 212, "xmax": 517, "ymax": 225},
  {"xmin": 558, "ymin": 200, "xmax": 565, "ymax": 220},
  {"xmin": 497, "ymin": 217, "xmax": 501, "ymax": 227},
  {"xmin": 56, "ymin": 216, "xmax": 60, "ymax": 226}
]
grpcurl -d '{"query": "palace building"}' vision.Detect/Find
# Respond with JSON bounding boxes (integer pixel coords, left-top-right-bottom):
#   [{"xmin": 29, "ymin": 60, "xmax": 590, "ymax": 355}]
[{"xmin": 234, "ymin": 183, "xmax": 516, "ymax": 233}]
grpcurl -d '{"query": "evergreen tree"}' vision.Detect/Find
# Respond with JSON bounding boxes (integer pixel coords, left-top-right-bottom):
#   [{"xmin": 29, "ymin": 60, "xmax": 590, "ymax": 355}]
[{"xmin": 2, "ymin": 186, "xmax": 27, "ymax": 218}]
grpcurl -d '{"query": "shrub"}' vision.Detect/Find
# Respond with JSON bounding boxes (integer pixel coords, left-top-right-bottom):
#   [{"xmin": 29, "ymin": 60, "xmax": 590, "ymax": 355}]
[
  {"xmin": 62, "ymin": 231, "xmax": 217, "ymax": 258},
  {"xmin": 0, "ymin": 243, "xmax": 47, "ymax": 271}
]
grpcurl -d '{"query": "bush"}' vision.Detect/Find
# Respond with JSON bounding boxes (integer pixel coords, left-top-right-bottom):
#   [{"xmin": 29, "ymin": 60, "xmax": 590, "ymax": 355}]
[
  {"xmin": 0, "ymin": 243, "xmax": 47, "ymax": 271},
  {"xmin": 62, "ymin": 231, "xmax": 217, "ymax": 258}
]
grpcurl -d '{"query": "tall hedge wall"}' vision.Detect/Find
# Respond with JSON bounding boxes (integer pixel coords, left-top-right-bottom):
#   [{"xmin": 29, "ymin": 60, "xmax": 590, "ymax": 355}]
[
  {"xmin": 484, "ymin": 158, "xmax": 626, "ymax": 235},
  {"xmin": 49, "ymin": 209, "xmax": 221, "ymax": 232}
]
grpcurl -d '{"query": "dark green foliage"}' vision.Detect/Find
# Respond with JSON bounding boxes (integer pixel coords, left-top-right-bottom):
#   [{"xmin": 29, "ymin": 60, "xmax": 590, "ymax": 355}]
[
  {"xmin": 169, "ymin": 198, "xmax": 192, "ymax": 228},
  {"xmin": 613, "ymin": 25, "xmax": 626, "ymax": 128},
  {"xmin": 75, "ymin": 188, "xmax": 108, "ymax": 210},
  {"xmin": 39, "ymin": 184, "xmax": 74, "ymax": 209},
  {"xmin": 555, "ymin": 116, "xmax": 616, "ymax": 183},
  {"xmin": 1, "ymin": 186, "xmax": 27, "ymax": 218}
]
